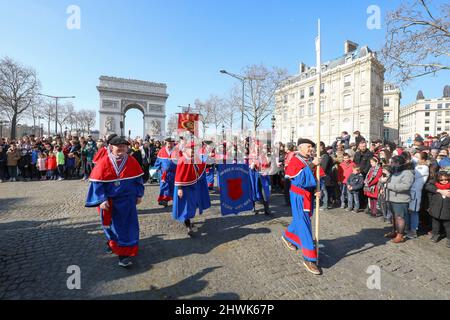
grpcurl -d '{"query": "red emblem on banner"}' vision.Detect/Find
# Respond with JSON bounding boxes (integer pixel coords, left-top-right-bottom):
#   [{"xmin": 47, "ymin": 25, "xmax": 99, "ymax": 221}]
[
  {"xmin": 226, "ymin": 178, "xmax": 243, "ymax": 201},
  {"xmin": 178, "ymin": 113, "xmax": 199, "ymax": 136}
]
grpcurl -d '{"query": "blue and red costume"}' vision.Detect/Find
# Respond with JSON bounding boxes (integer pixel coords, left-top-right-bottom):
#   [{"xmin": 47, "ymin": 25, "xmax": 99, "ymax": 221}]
[
  {"xmin": 204, "ymin": 147, "xmax": 216, "ymax": 190},
  {"xmin": 154, "ymin": 146, "xmax": 177, "ymax": 203},
  {"xmin": 249, "ymin": 153, "xmax": 271, "ymax": 203},
  {"xmin": 172, "ymin": 155, "xmax": 211, "ymax": 222},
  {"xmin": 92, "ymin": 146, "xmax": 108, "ymax": 165},
  {"xmin": 85, "ymin": 152, "xmax": 144, "ymax": 257},
  {"xmin": 283, "ymin": 155, "xmax": 324, "ymax": 262}
]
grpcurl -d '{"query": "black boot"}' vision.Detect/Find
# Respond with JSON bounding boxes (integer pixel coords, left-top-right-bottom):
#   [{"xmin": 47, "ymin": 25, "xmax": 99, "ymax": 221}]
[{"xmin": 263, "ymin": 201, "xmax": 271, "ymax": 215}]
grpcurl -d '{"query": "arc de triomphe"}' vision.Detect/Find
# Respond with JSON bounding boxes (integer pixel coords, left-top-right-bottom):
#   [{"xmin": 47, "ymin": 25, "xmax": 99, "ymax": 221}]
[{"xmin": 97, "ymin": 76, "xmax": 168, "ymax": 139}]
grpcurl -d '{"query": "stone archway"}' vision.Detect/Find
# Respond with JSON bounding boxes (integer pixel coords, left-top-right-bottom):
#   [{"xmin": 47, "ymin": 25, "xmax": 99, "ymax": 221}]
[
  {"xmin": 123, "ymin": 103, "xmax": 145, "ymax": 138},
  {"xmin": 97, "ymin": 76, "xmax": 168, "ymax": 139}
]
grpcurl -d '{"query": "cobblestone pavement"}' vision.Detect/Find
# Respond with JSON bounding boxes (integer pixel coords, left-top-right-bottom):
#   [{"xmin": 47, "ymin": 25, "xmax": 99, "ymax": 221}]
[{"xmin": 0, "ymin": 179, "xmax": 449, "ymax": 300}]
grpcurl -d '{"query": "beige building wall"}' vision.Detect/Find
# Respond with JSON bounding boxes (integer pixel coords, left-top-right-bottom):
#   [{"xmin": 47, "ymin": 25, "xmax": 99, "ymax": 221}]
[
  {"xmin": 274, "ymin": 41, "xmax": 385, "ymax": 146},
  {"xmin": 383, "ymin": 83, "xmax": 401, "ymax": 143},
  {"xmin": 400, "ymin": 97, "xmax": 450, "ymax": 144}
]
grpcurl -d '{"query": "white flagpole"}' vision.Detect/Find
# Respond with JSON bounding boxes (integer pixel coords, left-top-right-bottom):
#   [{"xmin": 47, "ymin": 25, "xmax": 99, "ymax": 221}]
[{"xmin": 314, "ymin": 19, "xmax": 322, "ymax": 265}]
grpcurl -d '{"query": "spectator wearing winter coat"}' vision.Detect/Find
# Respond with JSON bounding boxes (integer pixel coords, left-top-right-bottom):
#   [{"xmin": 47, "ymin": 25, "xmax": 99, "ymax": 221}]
[
  {"xmin": 437, "ymin": 149, "xmax": 450, "ymax": 170},
  {"xmin": 353, "ymin": 141, "xmax": 373, "ymax": 177},
  {"xmin": 6, "ymin": 144, "xmax": 21, "ymax": 182},
  {"xmin": 353, "ymin": 131, "xmax": 365, "ymax": 148},
  {"xmin": 439, "ymin": 132, "xmax": 450, "ymax": 150},
  {"xmin": 425, "ymin": 172, "xmax": 450, "ymax": 248},
  {"xmin": 338, "ymin": 153, "xmax": 355, "ymax": 209},
  {"xmin": 320, "ymin": 142, "xmax": 335, "ymax": 210},
  {"xmin": 364, "ymin": 156, "xmax": 383, "ymax": 217},
  {"xmin": 0, "ymin": 144, "xmax": 7, "ymax": 182},
  {"xmin": 385, "ymin": 156, "xmax": 415, "ymax": 244},
  {"xmin": 346, "ymin": 166, "xmax": 364, "ymax": 212},
  {"xmin": 406, "ymin": 152, "xmax": 430, "ymax": 239}
]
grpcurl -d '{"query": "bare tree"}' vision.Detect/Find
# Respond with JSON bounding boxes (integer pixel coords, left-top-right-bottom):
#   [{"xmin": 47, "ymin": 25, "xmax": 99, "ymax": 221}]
[
  {"xmin": 206, "ymin": 95, "xmax": 225, "ymax": 135},
  {"xmin": 381, "ymin": 0, "xmax": 450, "ymax": 85},
  {"xmin": 0, "ymin": 57, "xmax": 41, "ymax": 139},
  {"xmin": 223, "ymin": 86, "xmax": 242, "ymax": 131},
  {"xmin": 25, "ymin": 96, "xmax": 46, "ymax": 135},
  {"xmin": 41, "ymin": 100, "xmax": 55, "ymax": 136},
  {"xmin": 194, "ymin": 98, "xmax": 213, "ymax": 138},
  {"xmin": 166, "ymin": 114, "xmax": 178, "ymax": 137},
  {"xmin": 231, "ymin": 64, "xmax": 288, "ymax": 134}
]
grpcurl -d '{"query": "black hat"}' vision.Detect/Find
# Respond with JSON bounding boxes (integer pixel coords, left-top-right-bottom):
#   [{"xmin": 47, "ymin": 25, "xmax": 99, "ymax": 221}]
[
  {"xmin": 109, "ymin": 136, "xmax": 130, "ymax": 146},
  {"xmin": 297, "ymin": 138, "xmax": 316, "ymax": 148},
  {"xmin": 165, "ymin": 137, "xmax": 175, "ymax": 143},
  {"xmin": 372, "ymin": 139, "xmax": 382, "ymax": 144},
  {"xmin": 106, "ymin": 133, "xmax": 118, "ymax": 144}
]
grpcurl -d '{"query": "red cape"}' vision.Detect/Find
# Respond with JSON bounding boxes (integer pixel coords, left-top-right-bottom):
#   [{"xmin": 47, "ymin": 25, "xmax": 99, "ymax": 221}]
[
  {"xmin": 89, "ymin": 154, "xmax": 144, "ymax": 182},
  {"xmin": 285, "ymin": 155, "xmax": 325, "ymax": 179},
  {"xmin": 93, "ymin": 147, "xmax": 108, "ymax": 164},
  {"xmin": 174, "ymin": 156, "xmax": 206, "ymax": 186}
]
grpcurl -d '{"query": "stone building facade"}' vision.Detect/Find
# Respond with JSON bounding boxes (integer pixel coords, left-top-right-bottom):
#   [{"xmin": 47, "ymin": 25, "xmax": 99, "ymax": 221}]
[{"xmin": 274, "ymin": 40, "xmax": 385, "ymax": 145}]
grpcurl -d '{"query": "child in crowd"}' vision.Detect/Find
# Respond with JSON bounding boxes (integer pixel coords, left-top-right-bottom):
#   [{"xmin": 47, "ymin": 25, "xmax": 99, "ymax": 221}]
[
  {"xmin": 338, "ymin": 153, "xmax": 355, "ymax": 209},
  {"xmin": 46, "ymin": 151, "xmax": 57, "ymax": 180},
  {"xmin": 56, "ymin": 146, "xmax": 65, "ymax": 181},
  {"xmin": 378, "ymin": 165, "xmax": 392, "ymax": 223},
  {"xmin": 346, "ymin": 166, "xmax": 364, "ymax": 212},
  {"xmin": 364, "ymin": 157, "xmax": 383, "ymax": 217},
  {"xmin": 425, "ymin": 172, "xmax": 450, "ymax": 248},
  {"xmin": 37, "ymin": 152, "xmax": 47, "ymax": 181}
]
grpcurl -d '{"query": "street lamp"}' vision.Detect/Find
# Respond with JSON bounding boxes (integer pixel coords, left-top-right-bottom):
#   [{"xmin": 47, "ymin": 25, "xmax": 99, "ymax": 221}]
[
  {"xmin": 220, "ymin": 69, "xmax": 265, "ymax": 132},
  {"xmin": 38, "ymin": 93, "xmax": 75, "ymax": 135},
  {"xmin": 291, "ymin": 126, "xmax": 295, "ymax": 143},
  {"xmin": 65, "ymin": 126, "xmax": 68, "ymax": 139}
]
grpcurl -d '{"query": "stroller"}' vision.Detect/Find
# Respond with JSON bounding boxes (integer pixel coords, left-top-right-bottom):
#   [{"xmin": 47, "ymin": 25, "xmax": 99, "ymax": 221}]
[{"xmin": 149, "ymin": 167, "xmax": 161, "ymax": 184}]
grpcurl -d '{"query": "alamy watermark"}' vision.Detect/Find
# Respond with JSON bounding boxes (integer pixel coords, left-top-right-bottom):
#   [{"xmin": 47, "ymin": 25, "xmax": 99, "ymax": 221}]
[
  {"xmin": 367, "ymin": 5, "xmax": 381, "ymax": 30},
  {"xmin": 66, "ymin": 5, "xmax": 81, "ymax": 30},
  {"xmin": 66, "ymin": 265, "xmax": 81, "ymax": 290},
  {"xmin": 366, "ymin": 265, "xmax": 381, "ymax": 290}
]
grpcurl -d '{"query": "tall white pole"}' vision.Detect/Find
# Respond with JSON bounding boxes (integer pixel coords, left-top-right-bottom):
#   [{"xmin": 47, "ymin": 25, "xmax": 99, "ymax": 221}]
[{"xmin": 314, "ymin": 19, "xmax": 322, "ymax": 264}]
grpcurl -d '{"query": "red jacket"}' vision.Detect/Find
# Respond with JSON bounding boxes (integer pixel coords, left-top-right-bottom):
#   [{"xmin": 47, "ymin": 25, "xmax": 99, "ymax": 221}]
[
  {"xmin": 46, "ymin": 155, "xmax": 57, "ymax": 170},
  {"xmin": 364, "ymin": 166, "xmax": 383, "ymax": 198},
  {"xmin": 338, "ymin": 160, "xmax": 356, "ymax": 184}
]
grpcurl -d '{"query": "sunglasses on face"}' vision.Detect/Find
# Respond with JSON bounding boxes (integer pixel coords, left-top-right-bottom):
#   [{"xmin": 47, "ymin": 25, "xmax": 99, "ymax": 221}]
[{"xmin": 439, "ymin": 179, "xmax": 449, "ymax": 182}]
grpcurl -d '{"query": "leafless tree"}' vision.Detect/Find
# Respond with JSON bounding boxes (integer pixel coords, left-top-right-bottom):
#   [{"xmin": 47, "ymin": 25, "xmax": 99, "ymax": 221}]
[
  {"xmin": 166, "ymin": 114, "xmax": 178, "ymax": 137},
  {"xmin": 230, "ymin": 64, "xmax": 288, "ymax": 134},
  {"xmin": 223, "ymin": 86, "xmax": 242, "ymax": 131},
  {"xmin": 76, "ymin": 109, "xmax": 96, "ymax": 136},
  {"xmin": 206, "ymin": 94, "xmax": 225, "ymax": 135},
  {"xmin": 194, "ymin": 98, "xmax": 213, "ymax": 138},
  {"xmin": 0, "ymin": 57, "xmax": 41, "ymax": 139},
  {"xmin": 25, "ymin": 96, "xmax": 46, "ymax": 135},
  {"xmin": 41, "ymin": 100, "xmax": 55, "ymax": 136},
  {"xmin": 381, "ymin": 0, "xmax": 450, "ymax": 85}
]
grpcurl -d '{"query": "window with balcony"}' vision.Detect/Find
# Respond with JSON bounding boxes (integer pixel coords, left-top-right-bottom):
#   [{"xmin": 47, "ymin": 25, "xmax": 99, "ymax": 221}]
[
  {"xmin": 300, "ymin": 89, "xmax": 305, "ymax": 99},
  {"xmin": 343, "ymin": 94, "xmax": 352, "ymax": 109},
  {"xmin": 320, "ymin": 101, "xmax": 325, "ymax": 113},
  {"xmin": 344, "ymin": 74, "xmax": 351, "ymax": 87},
  {"xmin": 309, "ymin": 86, "xmax": 314, "ymax": 97},
  {"xmin": 299, "ymin": 105, "xmax": 305, "ymax": 116},
  {"xmin": 308, "ymin": 103, "xmax": 314, "ymax": 115}
]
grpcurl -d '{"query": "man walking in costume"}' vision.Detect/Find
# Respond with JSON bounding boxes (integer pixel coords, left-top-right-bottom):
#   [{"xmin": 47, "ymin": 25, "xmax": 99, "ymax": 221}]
[
  {"xmin": 249, "ymin": 141, "xmax": 272, "ymax": 215},
  {"xmin": 85, "ymin": 136, "xmax": 145, "ymax": 267},
  {"xmin": 92, "ymin": 133, "xmax": 117, "ymax": 165},
  {"xmin": 172, "ymin": 140, "xmax": 211, "ymax": 236},
  {"xmin": 154, "ymin": 137, "xmax": 177, "ymax": 207},
  {"xmin": 282, "ymin": 138, "xmax": 322, "ymax": 275}
]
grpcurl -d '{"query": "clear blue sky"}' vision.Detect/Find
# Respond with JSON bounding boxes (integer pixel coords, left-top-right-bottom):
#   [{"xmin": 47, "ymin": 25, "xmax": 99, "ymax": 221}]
[{"xmin": 1, "ymin": 0, "xmax": 448, "ymax": 136}]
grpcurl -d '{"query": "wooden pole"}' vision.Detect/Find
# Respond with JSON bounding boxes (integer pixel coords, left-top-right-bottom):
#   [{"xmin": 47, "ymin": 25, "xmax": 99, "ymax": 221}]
[{"xmin": 314, "ymin": 19, "xmax": 322, "ymax": 265}]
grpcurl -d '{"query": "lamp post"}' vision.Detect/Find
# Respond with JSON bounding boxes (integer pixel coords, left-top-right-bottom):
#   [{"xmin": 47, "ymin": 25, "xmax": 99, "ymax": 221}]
[
  {"xmin": 291, "ymin": 126, "xmax": 295, "ymax": 143},
  {"xmin": 219, "ymin": 70, "xmax": 265, "ymax": 132},
  {"xmin": 65, "ymin": 126, "xmax": 68, "ymax": 139},
  {"xmin": 37, "ymin": 93, "xmax": 75, "ymax": 135}
]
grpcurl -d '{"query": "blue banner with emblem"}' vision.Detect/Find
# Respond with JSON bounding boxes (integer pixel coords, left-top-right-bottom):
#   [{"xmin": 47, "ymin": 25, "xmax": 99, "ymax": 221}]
[{"xmin": 217, "ymin": 164, "xmax": 253, "ymax": 216}]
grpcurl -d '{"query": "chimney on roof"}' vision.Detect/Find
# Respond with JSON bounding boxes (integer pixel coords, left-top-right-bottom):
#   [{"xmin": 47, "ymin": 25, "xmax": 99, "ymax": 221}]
[
  {"xmin": 299, "ymin": 62, "xmax": 306, "ymax": 74},
  {"xmin": 344, "ymin": 40, "xmax": 358, "ymax": 55}
]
